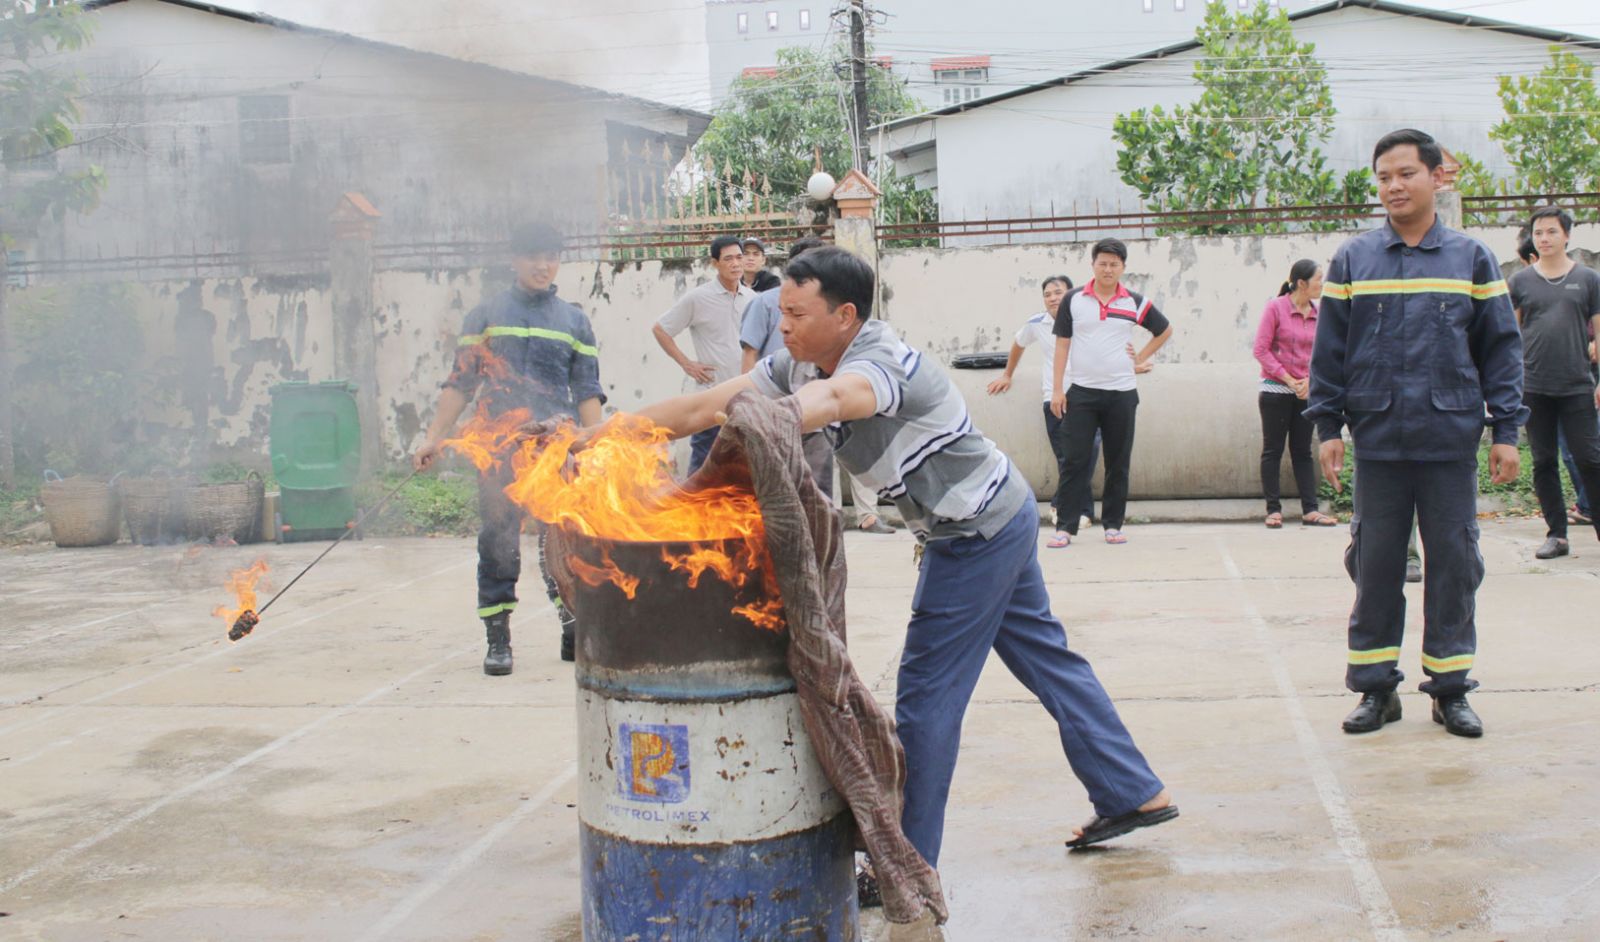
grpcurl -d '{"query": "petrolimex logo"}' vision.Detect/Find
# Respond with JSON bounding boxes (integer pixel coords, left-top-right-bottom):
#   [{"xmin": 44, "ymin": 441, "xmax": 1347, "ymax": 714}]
[{"xmin": 618, "ymin": 723, "xmax": 690, "ymax": 804}]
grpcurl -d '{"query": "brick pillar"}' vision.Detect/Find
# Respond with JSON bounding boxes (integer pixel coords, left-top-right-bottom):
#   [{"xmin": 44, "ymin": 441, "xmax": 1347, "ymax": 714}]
[
  {"xmin": 1437, "ymin": 146, "xmax": 1464, "ymax": 229},
  {"xmin": 829, "ymin": 168, "xmax": 884, "ymax": 319},
  {"xmin": 330, "ymin": 192, "xmax": 384, "ymax": 474}
]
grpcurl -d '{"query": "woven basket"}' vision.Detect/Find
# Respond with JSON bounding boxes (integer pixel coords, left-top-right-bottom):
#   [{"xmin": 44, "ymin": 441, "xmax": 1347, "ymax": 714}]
[
  {"xmin": 121, "ymin": 476, "xmax": 191, "ymax": 545},
  {"xmin": 41, "ymin": 474, "xmax": 122, "ymax": 548},
  {"xmin": 187, "ymin": 472, "xmax": 264, "ymax": 543}
]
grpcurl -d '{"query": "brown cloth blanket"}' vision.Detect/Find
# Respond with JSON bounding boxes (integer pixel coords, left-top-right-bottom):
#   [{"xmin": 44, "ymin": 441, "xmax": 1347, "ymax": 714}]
[{"xmin": 705, "ymin": 391, "xmax": 946, "ymax": 926}]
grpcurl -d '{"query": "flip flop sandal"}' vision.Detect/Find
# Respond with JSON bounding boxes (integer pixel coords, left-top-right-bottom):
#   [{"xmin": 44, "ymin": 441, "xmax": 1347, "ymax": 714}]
[
  {"xmin": 1104, "ymin": 529, "xmax": 1128, "ymax": 544},
  {"xmin": 1065, "ymin": 804, "xmax": 1180, "ymax": 849},
  {"xmin": 1047, "ymin": 531, "xmax": 1072, "ymax": 548},
  {"xmin": 1302, "ymin": 512, "xmax": 1339, "ymax": 527},
  {"xmin": 1265, "ymin": 513, "xmax": 1284, "ymax": 529}
]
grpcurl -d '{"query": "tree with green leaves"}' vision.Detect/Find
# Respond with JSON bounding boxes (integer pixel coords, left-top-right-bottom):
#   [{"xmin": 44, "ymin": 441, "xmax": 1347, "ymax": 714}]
[
  {"xmin": 2, "ymin": 0, "xmax": 105, "ymax": 488},
  {"xmin": 1112, "ymin": 1, "xmax": 1371, "ymax": 234},
  {"xmin": 1491, "ymin": 45, "xmax": 1600, "ymax": 196},
  {"xmin": 694, "ymin": 44, "xmax": 934, "ymax": 226}
]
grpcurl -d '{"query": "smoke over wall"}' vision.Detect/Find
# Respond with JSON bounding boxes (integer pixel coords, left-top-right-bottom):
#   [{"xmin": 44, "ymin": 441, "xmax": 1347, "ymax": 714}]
[{"xmin": 255, "ymin": 0, "xmax": 712, "ymax": 109}]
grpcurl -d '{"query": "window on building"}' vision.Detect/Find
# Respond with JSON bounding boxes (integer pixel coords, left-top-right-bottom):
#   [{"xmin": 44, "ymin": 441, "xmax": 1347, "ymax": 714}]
[
  {"xmin": 934, "ymin": 66, "xmax": 988, "ymax": 105},
  {"xmin": 1174, "ymin": 0, "xmax": 1185, "ymax": 9},
  {"xmin": 799, "ymin": 9, "xmax": 810, "ymax": 29},
  {"xmin": 1142, "ymin": 0, "xmax": 1153, "ymax": 10},
  {"xmin": 238, "ymin": 95, "xmax": 290, "ymax": 164},
  {"xmin": 737, "ymin": 12, "xmax": 748, "ymax": 32},
  {"xmin": 767, "ymin": 10, "xmax": 779, "ymax": 30}
]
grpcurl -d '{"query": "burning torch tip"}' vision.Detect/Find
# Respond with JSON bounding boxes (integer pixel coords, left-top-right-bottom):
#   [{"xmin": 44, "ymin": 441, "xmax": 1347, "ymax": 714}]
[{"xmin": 228, "ymin": 610, "xmax": 260, "ymax": 641}]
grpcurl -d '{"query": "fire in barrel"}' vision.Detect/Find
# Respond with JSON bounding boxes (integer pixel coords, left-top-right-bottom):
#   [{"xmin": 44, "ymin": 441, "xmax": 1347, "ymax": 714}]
[{"xmin": 450, "ymin": 414, "xmax": 857, "ymax": 940}]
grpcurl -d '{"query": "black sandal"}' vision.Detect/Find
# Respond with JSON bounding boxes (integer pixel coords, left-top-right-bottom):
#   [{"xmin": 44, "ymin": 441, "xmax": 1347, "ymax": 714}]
[{"xmin": 1065, "ymin": 804, "xmax": 1180, "ymax": 849}]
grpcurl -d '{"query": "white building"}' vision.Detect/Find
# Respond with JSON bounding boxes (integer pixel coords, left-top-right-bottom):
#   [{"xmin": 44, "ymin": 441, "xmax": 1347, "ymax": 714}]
[
  {"xmin": 704, "ymin": 0, "xmax": 1320, "ymax": 111},
  {"xmin": 873, "ymin": 0, "xmax": 1600, "ymax": 226}
]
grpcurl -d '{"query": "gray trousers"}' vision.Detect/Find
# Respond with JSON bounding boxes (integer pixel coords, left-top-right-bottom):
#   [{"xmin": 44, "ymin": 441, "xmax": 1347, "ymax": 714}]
[{"xmin": 1344, "ymin": 458, "xmax": 1484, "ymax": 698}]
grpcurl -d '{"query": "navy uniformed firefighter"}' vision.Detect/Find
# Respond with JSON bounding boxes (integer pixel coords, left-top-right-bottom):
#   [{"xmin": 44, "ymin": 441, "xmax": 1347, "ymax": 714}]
[
  {"xmin": 1307, "ymin": 129, "xmax": 1526, "ymax": 738},
  {"xmin": 413, "ymin": 222, "xmax": 606, "ymax": 673}
]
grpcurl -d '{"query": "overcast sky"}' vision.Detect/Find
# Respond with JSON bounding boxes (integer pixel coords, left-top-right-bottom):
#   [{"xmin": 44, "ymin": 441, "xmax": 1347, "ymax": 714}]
[{"xmin": 215, "ymin": 0, "xmax": 1599, "ymax": 111}]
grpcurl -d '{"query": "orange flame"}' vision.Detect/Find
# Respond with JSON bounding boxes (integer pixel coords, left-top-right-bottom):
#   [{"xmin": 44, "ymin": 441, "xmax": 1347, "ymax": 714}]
[
  {"xmin": 453, "ymin": 413, "xmax": 784, "ymax": 631},
  {"xmin": 569, "ymin": 547, "xmax": 642, "ymax": 599},
  {"xmin": 212, "ymin": 558, "xmax": 270, "ymax": 629},
  {"xmin": 443, "ymin": 405, "xmax": 533, "ymax": 473}
]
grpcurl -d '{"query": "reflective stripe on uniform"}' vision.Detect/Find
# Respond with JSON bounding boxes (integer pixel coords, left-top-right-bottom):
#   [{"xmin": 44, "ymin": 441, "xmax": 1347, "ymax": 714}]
[
  {"xmin": 477, "ymin": 601, "xmax": 518, "ymax": 618},
  {"xmin": 1322, "ymin": 279, "xmax": 1507, "ymax": 300},
  {"xmin": 457, "ymin": 326, "xmax": 598, "ymax": 356},
  {"xmin": 1348, "ymin": 646, "xmax": 1401, "ymax": 665},
  {"xmin": 1421, "ymin": 652, "xmax": 1474, "ymax": 673}
]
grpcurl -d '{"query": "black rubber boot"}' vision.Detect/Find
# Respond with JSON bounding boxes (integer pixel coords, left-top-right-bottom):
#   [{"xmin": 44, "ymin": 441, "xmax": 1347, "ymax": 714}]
[
  {"xmin": 557, "ymin": 603, "xmax": 577, "ymax": 663},
  {"xmin": 483, "ymin": 613, "xmax": 513, "ymax": 676}
]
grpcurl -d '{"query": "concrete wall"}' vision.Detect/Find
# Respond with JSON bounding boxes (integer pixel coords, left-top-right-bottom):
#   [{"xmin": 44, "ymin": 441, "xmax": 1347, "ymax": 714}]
[
  {"xmin": 894, "ymin": 5, "xmax": 1600, "ymax": 224},
  {"xmin": 27, "ymin": 223, "xmax": 1596, "ymax": 498}
]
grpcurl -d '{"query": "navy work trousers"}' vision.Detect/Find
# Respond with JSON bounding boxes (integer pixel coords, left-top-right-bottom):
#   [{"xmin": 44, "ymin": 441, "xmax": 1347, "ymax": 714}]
[
  {"xmin": 897, "ymin": 503, "xmax": 1164, "ymax": 867},
  {"xmin": 476, "ymin": 464, "xmax": 561, "ymax": 621},
  {"xmin": 1344, "ymin": 458, "xmax": 1484, "ymax": 699}
]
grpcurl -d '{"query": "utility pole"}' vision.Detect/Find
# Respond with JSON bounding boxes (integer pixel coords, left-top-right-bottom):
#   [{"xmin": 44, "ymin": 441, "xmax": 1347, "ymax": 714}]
[{"xmin": 848, "ymin": 0, "xmax": 870, "ymax": 172}]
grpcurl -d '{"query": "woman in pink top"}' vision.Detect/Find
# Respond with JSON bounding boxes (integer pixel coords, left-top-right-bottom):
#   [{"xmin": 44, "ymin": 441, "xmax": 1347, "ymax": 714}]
[{"xmin": 1253, "ymin": 259, "xmax": 1336, "ymax": 528}]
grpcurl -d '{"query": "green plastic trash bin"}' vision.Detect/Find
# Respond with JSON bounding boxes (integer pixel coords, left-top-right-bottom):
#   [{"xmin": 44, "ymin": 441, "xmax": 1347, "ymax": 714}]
[{"xmin": 270, "ymin": 380, "xmax": 361, "ymax": 543}]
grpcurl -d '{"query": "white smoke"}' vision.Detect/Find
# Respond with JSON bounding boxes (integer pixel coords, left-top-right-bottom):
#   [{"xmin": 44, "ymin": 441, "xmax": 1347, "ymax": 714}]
[{"xmin": 239, "ymin": 0, "xmax": 712, "ymax": 109}]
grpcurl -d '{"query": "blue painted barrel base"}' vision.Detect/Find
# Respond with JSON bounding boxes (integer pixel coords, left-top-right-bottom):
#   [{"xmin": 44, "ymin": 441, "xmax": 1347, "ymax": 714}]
[{"xmin": 581, "ymin": 815, "xmax": 859, "ymax": 941}]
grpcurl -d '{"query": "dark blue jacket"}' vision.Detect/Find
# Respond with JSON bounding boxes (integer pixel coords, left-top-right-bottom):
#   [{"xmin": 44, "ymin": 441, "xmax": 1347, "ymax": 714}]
[
  {"xmin": 1306, "ymin": 219, "xmax": 1527, "ymax": 461},
  {"xmin": 444, "ymin": 284, "xmax": 605, "ymax": 420}
]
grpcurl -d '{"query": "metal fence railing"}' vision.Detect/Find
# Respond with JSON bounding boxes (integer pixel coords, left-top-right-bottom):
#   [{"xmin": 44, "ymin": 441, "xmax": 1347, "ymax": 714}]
[{"xmin": 878, "ymin": 193, "xmax": 1600, "ymax": 248}]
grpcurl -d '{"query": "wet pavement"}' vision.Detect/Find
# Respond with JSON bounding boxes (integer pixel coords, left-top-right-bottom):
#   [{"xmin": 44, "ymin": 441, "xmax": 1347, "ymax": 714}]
[{"xmin": 1, "ymin": 514, "xmax": 1596, "ymax": 940}]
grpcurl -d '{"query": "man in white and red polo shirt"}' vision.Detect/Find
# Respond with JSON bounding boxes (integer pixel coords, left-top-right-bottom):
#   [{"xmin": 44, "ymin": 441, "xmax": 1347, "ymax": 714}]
[{"xmin": 1049, "ymin": 238, "xmax": 1174, "ymax": 545}]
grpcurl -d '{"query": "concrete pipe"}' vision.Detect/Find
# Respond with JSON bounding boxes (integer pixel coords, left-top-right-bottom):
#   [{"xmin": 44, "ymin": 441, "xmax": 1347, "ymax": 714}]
[{"xmin": 949, "ymin": 362, "xmax": 1317, "ymax": 501}]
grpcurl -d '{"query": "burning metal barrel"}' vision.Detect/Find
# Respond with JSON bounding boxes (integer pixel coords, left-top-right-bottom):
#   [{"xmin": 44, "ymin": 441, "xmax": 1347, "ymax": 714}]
[{"xmin": 566, "ymin": 533, "xmax": 858, "ymax": 941}]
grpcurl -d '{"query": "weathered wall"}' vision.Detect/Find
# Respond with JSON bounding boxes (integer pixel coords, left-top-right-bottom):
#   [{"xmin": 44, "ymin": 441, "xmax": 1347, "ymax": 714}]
[{"xmin": 19, "ymin": 225, "xmax": 1597, "ymax": 496}]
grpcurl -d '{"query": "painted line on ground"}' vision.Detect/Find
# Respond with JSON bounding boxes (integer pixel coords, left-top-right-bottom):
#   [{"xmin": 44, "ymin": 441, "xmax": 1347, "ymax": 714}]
[
  {"xmin": 0, "ymin": 593, "xmax": 190, "ymax": 650},
  {"xmin": 356, "ymin": 763, "xmax": 580, "ymax": 942},
  {"xmin": 0, "ymin": 559, "xmax": 474, "ymax": 737},
  {"xmin": 0, "ymin": 726, "xmax": 103, "ymax": 770},
  {"xmin": 0, "ymin": 643, "xmax": 477, "ymax": 896},
  {"xmin": 0, "ymin": 564, "xmax": 142, "ymax": 600},
  {"xmin": 1215, "ymin": 536, "xmax": 1406, "ymax": 942}
]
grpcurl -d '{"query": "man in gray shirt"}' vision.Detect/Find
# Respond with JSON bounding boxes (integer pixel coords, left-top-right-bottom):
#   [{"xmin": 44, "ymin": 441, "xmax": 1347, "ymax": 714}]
[
  {"xmin": 739, "ymin": 237, "xmax": 835, "ymax": 498},
  {"xmin": 599, "ymin": 246, "xmax": 1175, "ymax": 879},
  {"xmin": 653, "ymin": 234, "xmax": 754, "ymax": 474},
  {"xmin": 1508, "ymin": 205, "xmax": 1600, "ymax": 558}
]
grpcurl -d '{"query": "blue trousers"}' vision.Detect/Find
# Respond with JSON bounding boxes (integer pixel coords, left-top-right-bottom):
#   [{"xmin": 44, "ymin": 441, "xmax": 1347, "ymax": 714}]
[
  {"xmin": 1344, "ymin": 459, "xmax": 1483, "ymax": 698},
  {"xmin": 687, "ymin": 426, "xmax": 720, "ymax": 476},
  {"xmin": 897, "ymin": 503, "xmax": 1164, "ymax": 867}
]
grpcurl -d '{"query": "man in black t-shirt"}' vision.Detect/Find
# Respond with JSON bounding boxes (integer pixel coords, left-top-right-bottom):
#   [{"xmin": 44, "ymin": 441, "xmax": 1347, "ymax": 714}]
[{"xmin": 1508, "ymin": 205, "xmax": 1600, "ymax": 558}]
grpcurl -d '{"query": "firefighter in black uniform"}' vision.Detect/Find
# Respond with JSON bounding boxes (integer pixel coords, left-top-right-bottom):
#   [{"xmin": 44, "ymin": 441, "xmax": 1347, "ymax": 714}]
[{"xmin": 413, "ymin": 222, "xmax": 605, "ymax": 673}]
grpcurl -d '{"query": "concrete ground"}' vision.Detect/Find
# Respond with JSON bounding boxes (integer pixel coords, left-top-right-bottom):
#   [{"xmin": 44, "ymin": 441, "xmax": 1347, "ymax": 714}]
[{"xmin": 1, "ymin": 514, "xmax": 1597, "ymax": 941}]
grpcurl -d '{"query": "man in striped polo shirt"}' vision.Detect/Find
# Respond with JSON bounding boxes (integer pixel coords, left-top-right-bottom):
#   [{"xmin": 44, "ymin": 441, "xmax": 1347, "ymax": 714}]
[
  {"xmin": 414, "ymin": 222, "xmax": 606, "ymax": 673},
  {"xmin": 617, "ymin": 246, "xmax": 1175, "ymax": 873},
  {"xmin": 1307, "ymin": 129, "xmax": 1526, "ymax": 738}
]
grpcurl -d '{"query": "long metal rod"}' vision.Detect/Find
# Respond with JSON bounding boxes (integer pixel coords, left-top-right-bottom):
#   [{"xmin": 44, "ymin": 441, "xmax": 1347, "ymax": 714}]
[{"xmin": 256, "ymin": 468, "xmax": 420, "ymax": 617}]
